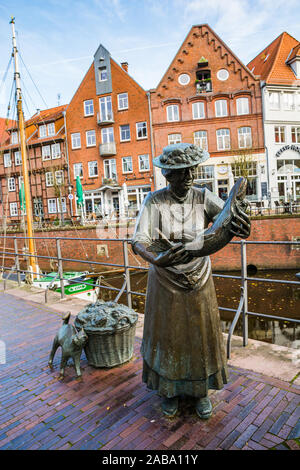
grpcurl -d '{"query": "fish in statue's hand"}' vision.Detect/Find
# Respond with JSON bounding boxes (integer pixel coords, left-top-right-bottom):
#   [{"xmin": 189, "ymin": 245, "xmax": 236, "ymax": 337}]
[{"xmin": 48, "ymin": 312, "xmax": 88, "ymax": 379}]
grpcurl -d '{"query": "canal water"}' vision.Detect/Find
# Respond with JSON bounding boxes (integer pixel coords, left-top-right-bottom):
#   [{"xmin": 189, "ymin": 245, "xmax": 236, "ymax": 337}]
[{"xmin": 99, "ymin": 268, "xmax": 300, "ymax": 349}]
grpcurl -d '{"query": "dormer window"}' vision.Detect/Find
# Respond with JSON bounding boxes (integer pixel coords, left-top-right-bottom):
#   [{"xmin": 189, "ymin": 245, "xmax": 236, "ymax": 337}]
[
  {"xmin": 98, "ymin": 66, "xmax": 108, "ymax": 82},
  {"xmin": 39, "ymin": 125, "xmax": 47, "ymax": 138},
  {"xmin": 11, "ymin": 131, "xmax": 18, "ymax": 144},
  {"xmin": 195, "ymin": 70, "xmax": 212, "ymax": 93}
]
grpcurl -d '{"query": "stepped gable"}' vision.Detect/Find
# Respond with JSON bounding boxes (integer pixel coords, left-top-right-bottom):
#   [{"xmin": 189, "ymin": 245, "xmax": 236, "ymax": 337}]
[{"xmin": 247, "ymin": 32, "xmax": 300, "ymax": 84}]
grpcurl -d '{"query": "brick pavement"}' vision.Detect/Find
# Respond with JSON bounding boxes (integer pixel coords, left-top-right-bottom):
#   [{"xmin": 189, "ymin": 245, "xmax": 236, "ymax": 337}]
[{"xmin": 0, "ymin": 292, "xmax": 299, "ymax": 451}]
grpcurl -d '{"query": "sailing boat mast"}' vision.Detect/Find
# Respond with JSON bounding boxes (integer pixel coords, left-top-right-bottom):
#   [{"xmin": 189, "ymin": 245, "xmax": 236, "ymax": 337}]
[{"xmin": 10, "ymin": 17, "xmax": 38, "ymax": 278}]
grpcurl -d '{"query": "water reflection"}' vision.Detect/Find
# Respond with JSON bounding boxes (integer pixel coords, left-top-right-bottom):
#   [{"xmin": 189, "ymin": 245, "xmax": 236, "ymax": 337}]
[{"xmin": 99, "ymin": 269, "xmax": 300, "ymax": 349}]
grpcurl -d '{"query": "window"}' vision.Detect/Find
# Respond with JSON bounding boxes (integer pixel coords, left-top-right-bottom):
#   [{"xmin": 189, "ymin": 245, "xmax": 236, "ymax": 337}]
[
  {"xmin": 194, "ymin": 131, "xmax": 208, "ymax": 150},
  {"xmin": 283, "ymin": 93, "xmax": 295, "ymax": 110},
  {"xmin": 215, "ymin": 100, "xmax": 228, "ymax": 117},
  {"xmin": 238, "ymin": 127, "xmax": 252, "ymax": 148},
  {"xmin": 138, "ymin": 154, "xmax": 150, "ymax": 171},
  {"xmin": 167, "ymin": 105, "xmax": 179, "ymax": 122},
  {"xmin": 86, "ymin": 130, "xmax": 96, "ymax": 147},
  {"xmin": 236, "ymin": 97, "xmax": 249, "ymax": 115},
  {"xmin": 104, "ymin": 159, "xmax": 117, "ymax": 180},
  {"xmin": 122, "ymin": 156, "xmax": 133, "ymax": 173},
  {"xmin": 99, "ymin": 96, "xmax": 113, "ymax": 121},
  {"xmin": 57, "ymin": 197, "xmax": 67, "ymax": 213},
  {"xmin": 10, "ymin": 202, "xmax": 18, "ymax": 216},
  {"xmin": 39, "ymin": 125, "xmax": 47, "ymax": 138},
  {"xmin": 8, "ymin": 177, "xmax": 15, "ymax": 192},
  {"xmin": 71, "ymin": 132, "xmax": 81, "ymax": 149},
  {"xmin": 118, "ymin": 93, "xmax": 128, "ymax": 110},
  {"xmin": 88, "ymin": 161, "xmax": 98, "ymax": 178},
  {"xmin": 84, "ymin": 99, "xmax": 94, "ymax": 116},
  {"xmin": 42, "ymin": 145, "xmax": 51, "ymax": 161},
  {"xmin": 98, "ymin": 66, "xmax": 107, "ymax": 81},
  {"xmin": 47, "ymin": 123, "xmax": 55, "ymax": 136},
  {"xmin": 216, "ymin": 129, "xmax": 230, "ymax": 150},
  {"xmin": 232, "ymin": 162, "xmax": 257, "ymax": 178},
  {"xmin": 192, "ymin": 102, "xmax": 205, "ymax": 119},
  {"xmin": 51, "ymin": 143, "xmax": 61, "ymax": 159},
  {"xmin": 48, "ymin": 198, "xmax": 57, "ymax": 214},
  {"xmin": 168, "ymin": 134, "xmax": 182, "ymax": 145},
  {"xmin": 46, "ymin": 172, "xmax": 54, "ymax": 187},
  {"xmin": 275, "ymin": 126, "xmax": 286, "ymax": 143},
  {"xmin": 11, "ymin": 131, "xmax": 18, "ymax": 144},
  {"xmin": 269, "ymin": 92, "xmax": 280, "ymax": 110},
  {"xmin": 136, "ymin": 122, "xmax": 147, "ymax": 139},
  {"xmin": 120, "ymin": 124, "xmax": 130, "ymax": 142},
  {"xmin": 195, "ymin": 165, "xmax": 214, "ymax": 180},
  {"xmin": 74, "ymin": 163, "xmax": 83, "ymax": 179},
  {"xmin": 18, "ymin": 176, "xmax": 24, "ymax": 187},
  {"xmin": 14, "ymin": 151, "xmax": 22, "ymax": 166},
  {"xmin": 291, "ymin": 127, "xmax": 300, "ymax": 144},
  {"xmin": 4, "ymin": 153, "xmax": 11, "ymax": 167},
  {"xmin": 101, "ymin": 127, "xmax": 114, "ymax": 143},
  {"xmin": 55, "ymin": 170, "xmax": 64, "ymax": 185}
]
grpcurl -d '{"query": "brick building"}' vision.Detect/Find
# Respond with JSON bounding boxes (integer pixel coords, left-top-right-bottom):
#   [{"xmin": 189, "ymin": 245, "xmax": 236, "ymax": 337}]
[
  {"xmin": 149, "ymin": 24, "xmax": 266, "ymax": 202},
  {"xmin": 66, "ymin": 44, "xmax": 154, "ymax": 219},
  {"xmin": 0, "ymin": 105, "xmax": 68, "ymax": 225},
  {"xmin": 247, "ymin": 32, "xmax": 300, "ymax": 206}
]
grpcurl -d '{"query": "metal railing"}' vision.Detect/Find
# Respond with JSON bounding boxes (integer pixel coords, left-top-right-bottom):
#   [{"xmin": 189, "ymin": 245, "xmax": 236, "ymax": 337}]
[{"xmin": 0, "ymin": 235, "xmax": 299, "ymax": 358}]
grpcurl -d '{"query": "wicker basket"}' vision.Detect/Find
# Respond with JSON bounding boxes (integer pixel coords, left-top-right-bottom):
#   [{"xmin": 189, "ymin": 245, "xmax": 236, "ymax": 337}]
[{"xmin": 75, "ymin": 302, "xmax": 138, "ymax": 368}]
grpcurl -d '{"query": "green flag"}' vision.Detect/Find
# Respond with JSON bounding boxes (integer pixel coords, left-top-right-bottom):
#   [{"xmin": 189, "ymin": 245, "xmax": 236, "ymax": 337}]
[
  {"xmin": 19, "ymin": 182, "xmax": 26, "ymax": 212},
  {"xmin": 76, "ymin": 176, "xmax": 84, "ymax": 206}
]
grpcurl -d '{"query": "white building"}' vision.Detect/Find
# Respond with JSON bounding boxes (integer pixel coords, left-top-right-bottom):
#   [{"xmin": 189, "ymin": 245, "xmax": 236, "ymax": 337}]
[{"xmin": 248, "ymin": 32, "xmax": 300, "ymax": 207}]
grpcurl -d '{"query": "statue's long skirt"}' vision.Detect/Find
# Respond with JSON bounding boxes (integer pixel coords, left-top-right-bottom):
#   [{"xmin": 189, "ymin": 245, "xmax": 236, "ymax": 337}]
[{"xmin": 141, "ymin": 265, "xmax": 228, "ymax": 398}]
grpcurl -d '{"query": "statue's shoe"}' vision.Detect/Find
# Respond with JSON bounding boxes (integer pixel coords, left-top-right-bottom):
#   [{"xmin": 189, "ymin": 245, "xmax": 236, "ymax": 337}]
[
  {"xmin": 196, "ymin": 397, "xmax": 212, "ymax": 419},
  {"xmin": 161, "ymin": 397, "xmax": 179, "ymax": 417}
]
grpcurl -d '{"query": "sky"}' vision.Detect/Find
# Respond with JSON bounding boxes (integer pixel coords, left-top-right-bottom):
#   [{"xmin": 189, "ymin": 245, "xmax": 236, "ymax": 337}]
[{"xmin": 0, "ymin": 0, "xmax": 299, "ymax": 119}]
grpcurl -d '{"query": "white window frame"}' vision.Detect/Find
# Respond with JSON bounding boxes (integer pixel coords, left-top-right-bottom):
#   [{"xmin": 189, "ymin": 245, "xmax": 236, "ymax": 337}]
[
  {"xmin": 194, "ymin": 131, "xmax": 208, "ymax": 150},
  {"xmin": 269, "ymin": 92, "xmax": 280, "ymax": 110},
  {"xmin": 48, "ymin": 198, "xmax": 57, "ymax": 214},
  {"xmin": 122, "ymin": 156, "xmax": 133, "ymax": 174},
  {"xmin": 275, "ymin": 126, "xmax": 286, "ymax": 144},
  {"xmin": 138, "ymin": 154, "xmax": 150, "ymax": 172},
  {"xmin": 11, "ymin": 131, "xmax": 18, "ymax": 144},
  {"xmin": 291, "ymin": 127, "xmax": 300, "ymax": 144},
  {"xmin": 216, "ymin": 129, "xmax": 230, "ymax": 150},
  {"xmin": 46, "ymin": 172, "xmax": 54, "ymax": 187},
  {"xmin": 86, "ymin": 130, "xmax": 96, "ymax": 147},
  {"xmin": 120, "ymin": 124, "xmax": 131, "ymax": 142},
  {"xmin": 238, "ymin": 127, "xmax": 252, "ymax": 149},
  {"xmin": 10, "ymin": 202, "xmax": 18, "ymax": 217},
  {"xmin": 166, "ymin": 105, "xmax": 179, "ymax": 122},
  {"xmin": 51, "ymin": 143, "xmax": 61, "ymax": 159},
  {"xmin": 118, "ymin": 93, "xmax": 128, "ymax": 110},
  {"xmin": 283, "ymin": 93, "xmax": 295, "ymax": 111},
  {"xmin": 8, "ymin": 177, "xmax": 15, "ymax": 192},
  {"xmin": 215, "ymin": 100, "xmax": 228, "ymax": 117},
  {"xmin": 74, "ymin": 163, "xmax": 83, "ymax": 179},
  {"xmin": 236, "ymin": 97, "xmax": 249, "ymax": 115},
  {"xmin": 55, "ymin": 170, "xmax": 64, "ymax": 185},
  {"xmin": 57, "ymin": 197, "xmax": 67, "ymax": 214},
  {"xmin": 71, "ymin": 133, "xmax": 81, "ymax": 149},
  {"xmin": 168, "ymin": 134, "xmax": 182, "ymax": 145},
  {"xmin": 4, "ymin": 153, "xmax": 11, "ymax": 168},
  {"xmin": 103, "ymin": 159, "xmax": 117, "ymax": 180},
  {"xmin": 14, "ymin": 151, "xmax": 22, "ymax": 166},
  {"xmin": 101, "ymin": 127, "xmax": 114, "ymax": 143},
  {"xmin": 192, "ymin": 102, "xmax": 205, "ymax": 120},
  {"xmin": 88, "ymin": 161, "xmax": 98, "ymax": 178},
  {"xmin": 39, "ymin": 125, "xmax": 47, "ymax": 138},
  {"xmin": 136, "ymin": 122, "xmax": 148, "ymax": 139},
  {"xmin": 42, "ymin": 145, "xmax": 51, "ymax": 161},
  {"xmin": 98, "ymin": 66, "xmax": 108, "ymax": 82},
  {"xmin": 84, "ymin": 99, "xmax": 94, "ymax": 116},
  {"xmin": 47, "ymin": 122, "xmax": 55, "ymax": 136},
  {"xmin": 99, "ymin": 96, "xmax": 113, "ymax": 121}
]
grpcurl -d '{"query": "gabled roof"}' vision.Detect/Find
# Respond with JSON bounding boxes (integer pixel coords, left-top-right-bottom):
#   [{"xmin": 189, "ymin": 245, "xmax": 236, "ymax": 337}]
[
  {"xmin": 0, "ymin": 118, "xmax": 15, "ymax": 146},
  {"xmin": 247, "ymin": 32, "xmax": 300, "ymax": 84},
  {"xmin": 26, "ymin": 104, "xmax": 67, "ymax": 126}
]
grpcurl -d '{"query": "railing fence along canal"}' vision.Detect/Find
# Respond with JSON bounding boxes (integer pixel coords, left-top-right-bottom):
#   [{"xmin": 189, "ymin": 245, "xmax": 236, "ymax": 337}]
[{"xmin": 0, "ymin": 235, "xmax": 299, "ymax": 359}]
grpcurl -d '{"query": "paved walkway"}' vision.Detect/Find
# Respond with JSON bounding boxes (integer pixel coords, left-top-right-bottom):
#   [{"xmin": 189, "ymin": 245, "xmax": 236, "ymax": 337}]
[{"xmin": 0, "ymin": 293, "xmax": 299, "ymax": 451}]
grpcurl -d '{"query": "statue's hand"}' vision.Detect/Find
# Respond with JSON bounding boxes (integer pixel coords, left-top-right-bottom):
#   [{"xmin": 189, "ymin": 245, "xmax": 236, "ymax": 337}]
[
  {"xmin": 230, "ymin": 201, "xmax": 251, "ymax": 239},
  {"xmin": 153, "ymin": 243, "xmax": 188, "ymax": 267}
]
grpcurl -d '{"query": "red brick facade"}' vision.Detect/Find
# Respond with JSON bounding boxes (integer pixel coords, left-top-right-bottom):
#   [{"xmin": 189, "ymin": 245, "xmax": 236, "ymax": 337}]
[{"xmin": 66, "ymin": 46, "xmax": 154, "ymax": 219}]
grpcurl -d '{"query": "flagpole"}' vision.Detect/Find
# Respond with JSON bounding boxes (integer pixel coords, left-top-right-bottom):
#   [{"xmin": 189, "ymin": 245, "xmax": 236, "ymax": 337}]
[{"xmin": 10, "ymin": 17, "xmax": 38, "ymax": 279}]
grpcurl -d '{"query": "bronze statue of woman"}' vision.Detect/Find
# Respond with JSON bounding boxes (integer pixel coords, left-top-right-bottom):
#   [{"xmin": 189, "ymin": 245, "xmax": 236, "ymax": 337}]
[{"xmin": 132, "ymin": 143, "xmax": 250, "ymax": 419}]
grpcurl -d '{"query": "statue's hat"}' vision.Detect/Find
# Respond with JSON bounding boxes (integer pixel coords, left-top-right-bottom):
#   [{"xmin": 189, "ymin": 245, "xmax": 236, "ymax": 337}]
[{"xmin": 153, "ymin": 143, "xmax": 210, "ymax": 170}]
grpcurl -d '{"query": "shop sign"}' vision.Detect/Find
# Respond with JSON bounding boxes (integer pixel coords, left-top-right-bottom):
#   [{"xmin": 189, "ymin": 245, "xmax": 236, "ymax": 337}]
[{"xmin": 275, "ymin": 144, "xmax": 300, "ymax": 158}]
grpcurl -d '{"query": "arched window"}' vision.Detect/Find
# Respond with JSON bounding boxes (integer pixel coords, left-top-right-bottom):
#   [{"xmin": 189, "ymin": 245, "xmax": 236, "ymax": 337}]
[
  {"xmin": 194, "ymin": 131, "xmax": 208, "ymax": 150},
  {"xmin": 216, "ymin": 129, "xmax": 230, "ymax": 150},
  {"xmin": 236, "ymin": 97, "xmax": 249, "ymax": 115},
  {"xmin": 192, "ymin": 102, "xmax": 205, "ymax": 119},
  {"xmin": 238, "ymin": 127, "xmax": 252, "ymax": 148},
  {"xmin": 166, "ymin": 105, "xmax": 179, "ymax": 122},
  {"xmin": 215, "ymin": 100, "xmax": 228, "ymax": 117}
]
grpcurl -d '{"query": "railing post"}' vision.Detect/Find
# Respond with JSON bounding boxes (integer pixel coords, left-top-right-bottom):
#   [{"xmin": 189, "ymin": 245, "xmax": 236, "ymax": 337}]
[
  {"xmin": 122, "ymin": 240, "xmax": 132, "ymax": 309},
  {"xmin": 241, "ymin": 240, "xmax": 248, "ymax": 346},
  {"xmin": 56, "ymin": 238, "xmax": 65, "ymax": 299},
  {"xmin": 14, "ymin": 237, "xmax": 21, "ymax": 286}
]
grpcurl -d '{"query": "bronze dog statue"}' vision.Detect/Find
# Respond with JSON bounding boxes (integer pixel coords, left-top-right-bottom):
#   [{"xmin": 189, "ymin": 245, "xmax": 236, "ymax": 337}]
[{"xmin": 48, "ymin": 312, "xmax": 88, "ymax": 378}]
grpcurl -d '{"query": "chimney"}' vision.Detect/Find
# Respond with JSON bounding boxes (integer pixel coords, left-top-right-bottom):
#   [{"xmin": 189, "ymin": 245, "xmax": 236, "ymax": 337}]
[{"xmin": 121, "ymin": 62, "xmax": 128, "ymax": 73}]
